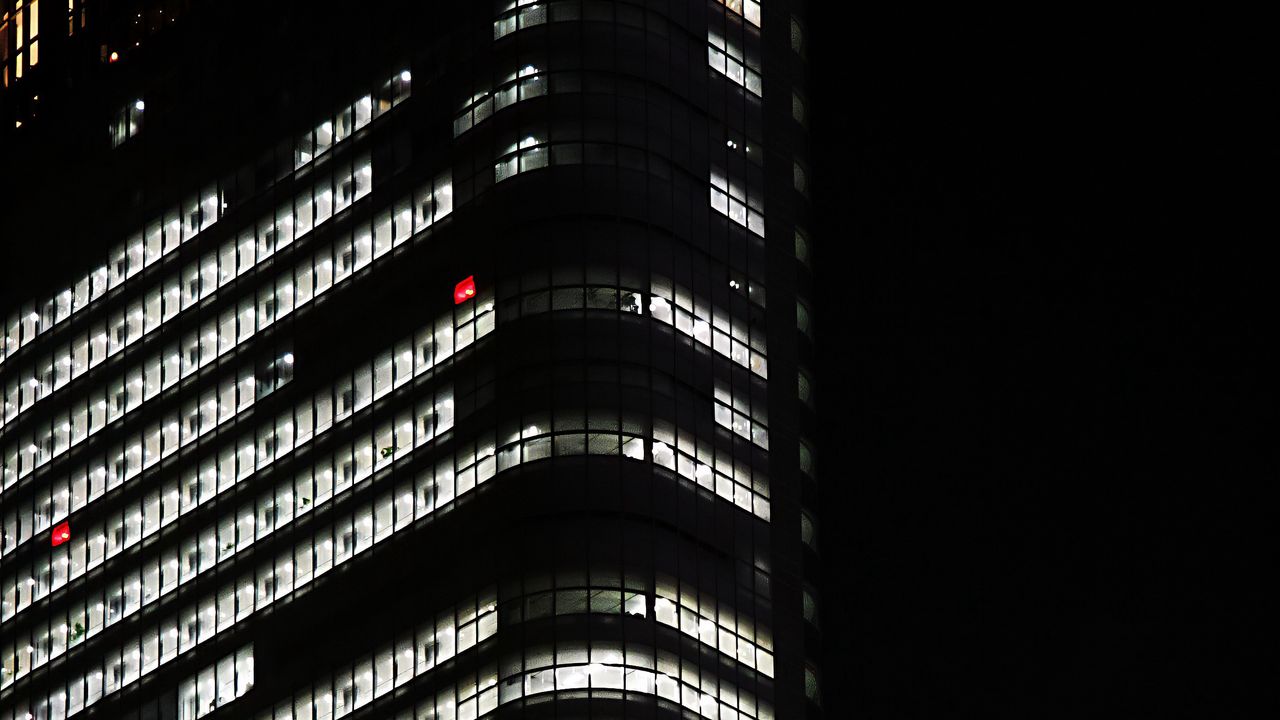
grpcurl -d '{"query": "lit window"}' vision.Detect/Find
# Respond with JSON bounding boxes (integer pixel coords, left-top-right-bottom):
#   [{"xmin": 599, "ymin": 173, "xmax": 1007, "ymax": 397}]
[
  {"xmin": 717, "ymin": 0, "xmax": 761, "ymax": 26},
  {"xmin": 710, "ymin": 167, "xmax": 766, "ymax": 237},
  {"xmin": 454, "ymin": 276, "xmax": 477, "ymax": 304},
  {"xmin": 494, "ymin": 134, "xmax": 547, "ymax": 181},
  {"xmin": 110, "ymin": 99, "xmax": 143, "ymax": 147},
  {"xmin": 454, "ymin": 64, "xmax": 557, "ymax": 137},
  {"xmin": 707, "ymin": 27, "xmax": 762, "ymax": 97},
  {"xmin": 713, "ymin": 381, "xmax": 769, "ymax": 450},
  {"xmin": 493, "ymin": 0, "xmax": 548, "ymax": 40},
  {"xmin": 51, "ymin": 520, "xmax": 70, "ymax": 546},
  {"xmin": 1, "ymin": 17, "xmax": 9, "ymax": 87}
]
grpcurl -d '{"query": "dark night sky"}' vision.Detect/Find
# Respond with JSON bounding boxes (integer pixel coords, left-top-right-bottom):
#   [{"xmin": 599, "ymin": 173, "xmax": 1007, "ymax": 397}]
[{"xmin": 810, "ymin": 8, "xmax": 1268, "ymax": 717}]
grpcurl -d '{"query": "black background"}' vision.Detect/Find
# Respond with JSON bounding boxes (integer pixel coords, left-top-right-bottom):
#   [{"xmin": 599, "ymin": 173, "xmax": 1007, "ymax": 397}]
[{"xmin": 810, "ymin": 7, "xmax": 1268, "ymax": 717}]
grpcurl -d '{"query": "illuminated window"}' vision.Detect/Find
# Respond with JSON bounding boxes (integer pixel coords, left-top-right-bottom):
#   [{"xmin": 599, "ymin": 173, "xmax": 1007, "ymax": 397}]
[
  {"xmin": 27, "ymin": 0, "xmax": 38, "ymax": 67},
  {"xmin": 1, "ymin": 14, "xmax": 9, "ymax": 86},
  {"xmin": 494, "ymin": 134, "xmax": 548, "ymax": 181},
  {"xmin": 710, "ymin": 167, "xmax": 766, "ymax": 237},
  {"xmin": 708, "ymin": 26, "xmax": 762, "ymax": 97},
  {"xmin": 649, "ymin": 275, "xmax": 769, "ymax": 378},
  {"xmin": 714, "ymin": 381, "xmax": 769, "ymax": 450},
  {"xmin": 0, "ymin": 0, "xmax": 41, "ymax": 77},
  {"xmin": 454, "ymin": 276, "xmax": 477, "ymax": 304},
  {"xmin": 13, "ymin": 1, "xmax": 23, "ymax": 80},
  {"xmin": 51, "ymin": 521, "xmax": 70, "ymax": 546},
  {"xmin": 110, "ymin": 99, "xmax": 144, "ymax": 147},
  {"xmin": 493, "ymin": 0, "xmax": 550, "ymax": 40},
  {"xmin": 0, "ymin": 77, "xmax": 401, "ymax": 375},
  {"xmin": 454, "ymin": 65, "xmax": 562, "ymax": 137},
  {"xmin": 178, "ymin": 644, "xmax": 253, "ymax": 719},
  {"xmin": 717, "ymin": 0, "xmax": 761, "ymax": 26}
]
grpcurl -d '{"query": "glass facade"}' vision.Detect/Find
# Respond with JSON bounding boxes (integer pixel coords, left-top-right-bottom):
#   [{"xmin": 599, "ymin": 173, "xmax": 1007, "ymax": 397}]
[{"xmin": 0, "ymin": 0, "xmax": 815, "ymax": 718}]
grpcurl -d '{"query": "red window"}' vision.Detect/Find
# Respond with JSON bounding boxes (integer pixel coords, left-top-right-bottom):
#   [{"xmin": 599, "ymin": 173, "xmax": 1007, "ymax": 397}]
[
  {"xmin": 51, "ymin": 521, "xmax": 71, "ymax": 547},
  {"xmin": 454, "ymin": 276, "xmax": 476, "ymax": 304}
]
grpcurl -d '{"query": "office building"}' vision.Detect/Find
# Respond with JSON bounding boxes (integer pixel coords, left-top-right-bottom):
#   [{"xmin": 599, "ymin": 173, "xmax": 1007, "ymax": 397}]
[{"xmin": 0, "ymin": 1, "xmax": 818, "ymax": 717}]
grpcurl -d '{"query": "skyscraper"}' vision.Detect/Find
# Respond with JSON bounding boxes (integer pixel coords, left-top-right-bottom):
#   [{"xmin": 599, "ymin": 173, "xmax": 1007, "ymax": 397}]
[{"xmin": 0, "ymin": 1, "xmax": 818, "ymax": 718}]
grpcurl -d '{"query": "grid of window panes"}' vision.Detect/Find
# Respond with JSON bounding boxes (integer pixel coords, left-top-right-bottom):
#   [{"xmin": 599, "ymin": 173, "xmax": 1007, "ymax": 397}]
[
  {"xmin": 0, "ymin": 70, "xmax": 410, "ymax": 370},
  {"xmin": 493, "ymin": 0, "xmax": 580, "ymax": 40},
  {"xmin": 487, "ymin": 280, "xmax": 774, "ymax": 516},
  {"xmin": 0, "ymin": 0, "xmax": 40, "ymax": 87},
  {"xmin": 495, "ymin": 573, "xmax": 775, "ymax": 677},
  {"xmin": 0, "ymin": 0, "xmax": 822, "ymax": 712},
  {"xmin": 0, "ymin": 153, "xmax": 372, "ymax": 439},
  {"xmin": 1, "ymin": 356, "xmax": 275, "ymax": 498},
  {"xmin": 0, "ymin": 168, "xmax": 457, "ymax": 494},
  {"xmin": 708, "ymin": 21, "xmax": 762, "ymax": 97},
  {"xmin": 108, "ymin": 100, "xmax": 144, "ymax": 147},
  {"xmin": 0, "ymin": 376, "xmax": 452, "ymax": 631},
  {"xmin": 1, "ymin": 400, "xmax": 776, "ymax": 707},
  {"xmin": 0, "ymin": 295, "xmax": 494, "ymax": 633},
  {"xmin": 255, "ymin": 578, "xmax": 771, "ymax": 720},
  {"xmin": 0, "ymin": 204, "xmax": 778, "ymax": 640},
  {"xmin": 177, "ymin": 644, "xmax": 253, "ymax": 720},
  {"xmin": 716, "ymin": 0, "xmax": 761, "ymax": 26},
  {"xmin": 378, "ymin": 643, "xmax": 769, "ymax": 720},
  {"xmin": 649, "ymin": 276, "xmax": 769, "ymax": 378},
  {"xmin": 714, "ymin": 380, "xmax": 770, "ymax": 451},
  {"xmin": 255, "ymin": 591, "xmax": 497, "ymax": 720},
  {"xmin": 454, "ymin": 65, "xmax": 566, "ymax": 137},
  {"xmin": 0, "ymin": 287, "xmax": 500, "ymax": 704},
  {"xmin": 710, "ymin": 166, "xmax": 767, "ymax": 237},
  {"xmin": 0, "ymin": 81, "xmax": 463, "ymax": 712}
]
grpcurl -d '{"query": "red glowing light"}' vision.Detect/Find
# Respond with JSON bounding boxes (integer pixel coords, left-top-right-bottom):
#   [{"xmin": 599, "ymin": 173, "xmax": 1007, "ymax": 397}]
[
  {"xmin": 51, "ymin": 522, "xmax": 71, "ymax": 547},
  {"xmin": 454, "ymin": 276, "xmax": 477, "ymax": 304},
  {"xmin": 108, "ymin": 51, "xmax": 120, "ymax": 63}
]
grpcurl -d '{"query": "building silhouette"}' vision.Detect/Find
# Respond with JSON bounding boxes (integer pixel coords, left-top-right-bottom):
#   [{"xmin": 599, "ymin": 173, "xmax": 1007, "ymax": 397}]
[{"xmin": 0, "ymin": 1, "xmax": 817, "ymax": 718}]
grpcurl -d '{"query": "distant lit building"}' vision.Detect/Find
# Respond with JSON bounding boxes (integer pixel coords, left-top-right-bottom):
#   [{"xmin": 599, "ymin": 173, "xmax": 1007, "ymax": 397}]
[{"xmin": 0, "ymin": 1, "xmax": 818, "ymax": 718}]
